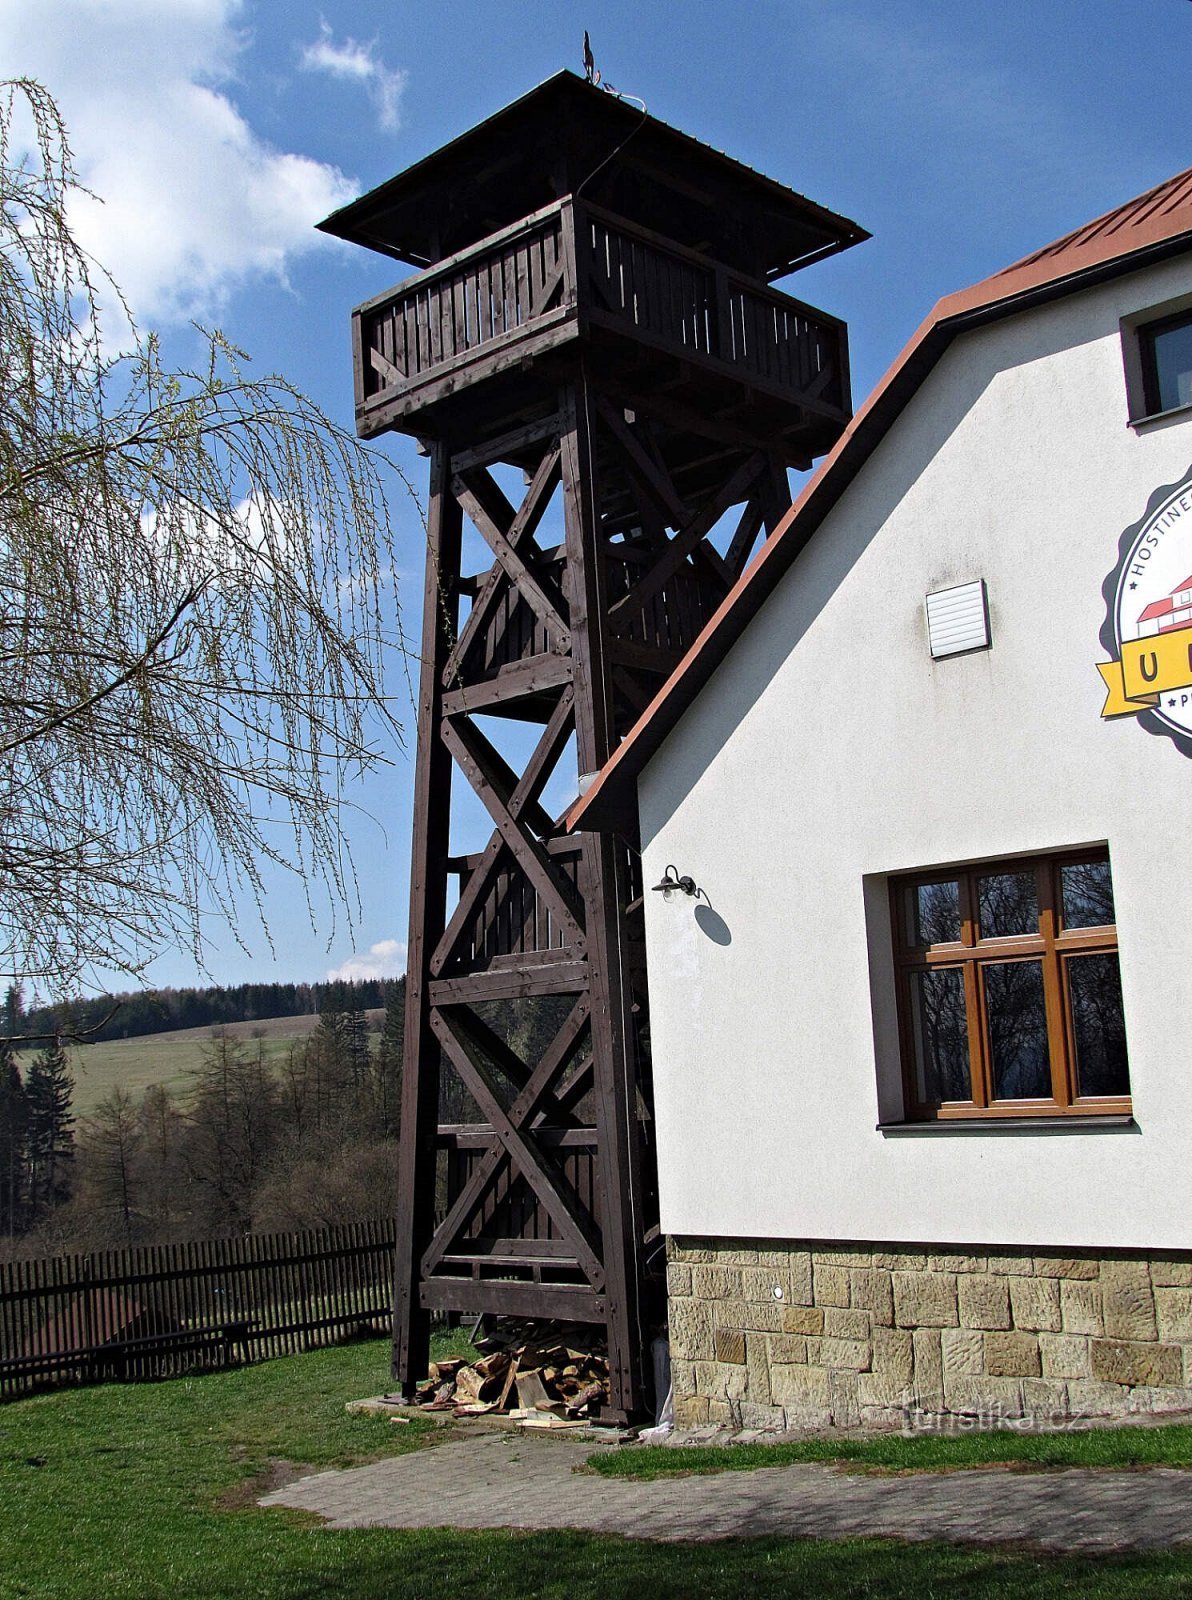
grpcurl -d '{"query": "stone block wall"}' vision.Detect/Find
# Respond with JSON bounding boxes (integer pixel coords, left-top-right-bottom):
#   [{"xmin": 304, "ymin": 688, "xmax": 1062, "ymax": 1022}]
[{"xmin": 666, "ymin": 1237, "xmax": 1192, "ymax": 1431}]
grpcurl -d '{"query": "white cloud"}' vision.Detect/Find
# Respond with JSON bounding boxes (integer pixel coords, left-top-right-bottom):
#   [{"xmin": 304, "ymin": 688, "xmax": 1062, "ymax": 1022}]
[
  {"xmin": 300, "ymin": 21, "xmax": 406, "ymax": 133},
  {"xmin": 327, "ymin": 937, "xmax": 406, "ymax": 983},
  {"xmin": 0, "ymin": 0, "xmax": 359, "ymax": 328}
]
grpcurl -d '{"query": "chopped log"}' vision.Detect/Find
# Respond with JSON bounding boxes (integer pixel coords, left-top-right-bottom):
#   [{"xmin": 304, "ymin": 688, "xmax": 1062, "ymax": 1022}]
[
  {"xmin": 453, "ymin": 1366, "xmax": 485, "ymax": 1404},
  {"xmin": 566, "ymin": 1381, "xmax": 606, "ymax": 1414},
  {"xmin": 515, "ymin": 1369, "xmax": 551, "ymax": 1411}
]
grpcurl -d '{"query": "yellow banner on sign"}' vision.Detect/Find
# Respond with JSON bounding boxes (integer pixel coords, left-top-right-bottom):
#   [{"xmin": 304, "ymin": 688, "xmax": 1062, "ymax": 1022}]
[
  {"xmin": 1097, "ymin": 660, "xmax": 1158, "ymax": 718},
  {"xmin": 1099, "ymin": 623, "xmax": 1192, "ymax": 717},
  {"xmin": 1122, "ymin": 626, "xmax": 1192, "ymax": 698}
]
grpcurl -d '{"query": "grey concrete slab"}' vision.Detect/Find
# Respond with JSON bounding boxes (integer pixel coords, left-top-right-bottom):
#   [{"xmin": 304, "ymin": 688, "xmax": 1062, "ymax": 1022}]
[{"xmin": 259, "ymin": 1429, "xmax": 1192, "ymax": 1550}]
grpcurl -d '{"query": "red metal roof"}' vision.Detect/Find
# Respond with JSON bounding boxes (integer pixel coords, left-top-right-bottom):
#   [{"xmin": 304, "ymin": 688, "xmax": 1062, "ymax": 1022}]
[
  {"xmin": 568, "ymin": 165, "xmax": 1192, "ymax": 835},
  {"xmin": 995, "ymin": 167, "xmax": 1192, "ymax": 281}
]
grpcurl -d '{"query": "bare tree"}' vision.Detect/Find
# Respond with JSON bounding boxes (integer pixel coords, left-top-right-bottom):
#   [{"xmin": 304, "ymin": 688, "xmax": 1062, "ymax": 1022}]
[
  {"xmin": 75, "ymin": 1088, "xmax": 143, "ymax": 1248},
  {"xmin": 0, "ymin": 79, "xmax": 413, "ymax": 993},
  {"xmin": 184, "ymin": 1033, "xmax": 279, "ymax": 1234},
  {"xmin": 138, "ymin": 1083, "xmax": 188, "ymax": 1239}
]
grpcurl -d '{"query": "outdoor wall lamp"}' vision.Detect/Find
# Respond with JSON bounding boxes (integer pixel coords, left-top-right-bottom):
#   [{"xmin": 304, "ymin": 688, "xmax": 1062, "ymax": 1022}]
[{"xmin": 651, "ymin": 865, "xmax": 700, "ymax": 901}]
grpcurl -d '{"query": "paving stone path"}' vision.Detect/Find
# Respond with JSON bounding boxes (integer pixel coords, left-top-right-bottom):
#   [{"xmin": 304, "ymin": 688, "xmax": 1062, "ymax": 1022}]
[{"xmin": 260, "ymin": 1429, "xmax": 1192, "ymax": 1550}]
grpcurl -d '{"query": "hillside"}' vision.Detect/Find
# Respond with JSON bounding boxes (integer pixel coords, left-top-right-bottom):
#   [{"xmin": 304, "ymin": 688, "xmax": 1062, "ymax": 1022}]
[{"xmin": 38, "ymin": 1010, "xmax": 385, "ymax": 1119}]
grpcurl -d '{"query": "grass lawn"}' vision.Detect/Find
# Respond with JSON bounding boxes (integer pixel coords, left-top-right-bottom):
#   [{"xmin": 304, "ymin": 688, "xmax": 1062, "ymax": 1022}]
[
  {"xmin": 589, "ymin": 1423, "xmax": 1192, "ymax": 1480},
  {"xmin": 3, "ymin": 1339, "xmax": 1192, "ymax": 1599}
]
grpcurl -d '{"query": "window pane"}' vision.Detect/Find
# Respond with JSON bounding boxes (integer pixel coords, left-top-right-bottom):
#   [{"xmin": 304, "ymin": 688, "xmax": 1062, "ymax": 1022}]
[
  {"xmin": 1061, "ymin": 860, "xmax": 1115, "ymax": 929},
  {"xmin": 1068, "ymin": 953, "xmax": 1130, "ymax": 1097},
  {"xmin": 908, "ymin": 968, "xmax": 971, "ymax": 1102},
  {"xmin": 978, "ymin": 872, "xmax": 1038, "ymax": 939},
  {"xmin": 1150, "ymin": 317, "xmax": 1192, "ymax": 412},
  {"xmin": 907, "ymin": 879, "xmax": 961, "ymax": 946},
  {"xmin": 985, "ymin": 961, "xmax": 1051, "ymax": 1099}
]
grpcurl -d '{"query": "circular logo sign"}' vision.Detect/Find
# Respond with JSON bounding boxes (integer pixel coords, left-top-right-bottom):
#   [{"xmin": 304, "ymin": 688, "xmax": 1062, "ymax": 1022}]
[{"xmin": 1099, "ymin": 463, "xmax": 1192, "ymax": 758}]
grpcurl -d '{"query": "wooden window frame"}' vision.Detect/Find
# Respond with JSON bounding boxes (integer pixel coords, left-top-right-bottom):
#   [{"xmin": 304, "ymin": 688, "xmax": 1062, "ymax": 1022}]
[
  {"xmin": 1139, "ymin": 308, "xmax": 1192, "ymax": 419},
  {"xmin": 891, "ymin": 851, "xmax": 1131, "ymax": 1122}
]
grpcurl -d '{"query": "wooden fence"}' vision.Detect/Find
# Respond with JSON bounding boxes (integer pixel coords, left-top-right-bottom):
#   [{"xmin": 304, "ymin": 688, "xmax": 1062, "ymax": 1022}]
[{"xmin": 0, "ymin": 1220, "xmax": 397, "ymax": 1400}]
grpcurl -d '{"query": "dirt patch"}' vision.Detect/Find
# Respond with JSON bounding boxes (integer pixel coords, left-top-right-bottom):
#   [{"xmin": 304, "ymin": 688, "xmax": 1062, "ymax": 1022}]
[{"xmin": 217, "ymin": 1457, "xmax": 317, "ymax": 1510}]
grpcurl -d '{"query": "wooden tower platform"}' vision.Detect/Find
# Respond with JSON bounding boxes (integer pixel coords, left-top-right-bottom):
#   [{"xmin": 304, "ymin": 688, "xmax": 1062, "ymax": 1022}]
[{"xmin": 321, "ymin": 71, "xmax": 867, "ymax": 1418}]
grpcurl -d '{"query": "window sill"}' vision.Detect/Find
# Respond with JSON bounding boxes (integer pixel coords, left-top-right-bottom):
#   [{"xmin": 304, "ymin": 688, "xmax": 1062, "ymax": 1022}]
[
  {"xmin": 1129, "ymin": 400, "xmax": 1192, "ymax": 431},
  {"xmin": 877, "ymin": 1114, "xmax": 1138, "ymax": 1136}
]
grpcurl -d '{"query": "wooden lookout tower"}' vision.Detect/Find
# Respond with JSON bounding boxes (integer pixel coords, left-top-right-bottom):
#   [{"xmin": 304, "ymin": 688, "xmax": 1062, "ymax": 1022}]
[{"xmin": 320, "ymin": 71, "xmax": 867, "ymax": 1418}]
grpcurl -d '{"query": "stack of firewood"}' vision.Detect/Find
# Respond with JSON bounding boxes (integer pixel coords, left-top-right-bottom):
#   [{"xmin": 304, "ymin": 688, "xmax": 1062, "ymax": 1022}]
[{"xmin": 414, "ymin": 1321, "xmax": 611, "ymax": 1423}]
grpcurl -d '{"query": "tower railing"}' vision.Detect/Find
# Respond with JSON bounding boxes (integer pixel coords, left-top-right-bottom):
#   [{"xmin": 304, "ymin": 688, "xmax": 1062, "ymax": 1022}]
[{"xmin": 352, "ymin": 198, "xmax": 849, "ymax": 435}]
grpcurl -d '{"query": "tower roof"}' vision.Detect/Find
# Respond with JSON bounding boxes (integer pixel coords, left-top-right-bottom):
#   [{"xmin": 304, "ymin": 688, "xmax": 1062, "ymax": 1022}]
[{"xmin": 318, "ymin": 70, "xmax": 868, "ymax": 282}]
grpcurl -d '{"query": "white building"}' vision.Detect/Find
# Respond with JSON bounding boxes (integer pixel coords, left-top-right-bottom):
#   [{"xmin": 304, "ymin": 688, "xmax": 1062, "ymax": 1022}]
[{"xmin": 571, "ymin": 167, "xmax": 1192, "ymax": 1429}]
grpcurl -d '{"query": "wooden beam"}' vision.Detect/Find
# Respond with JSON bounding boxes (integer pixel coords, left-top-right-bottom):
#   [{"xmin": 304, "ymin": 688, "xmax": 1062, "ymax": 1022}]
[
  {"xmin": 420, "ymin": 1278, "xmax": 605, "ymax": 1321},
  {"xmin": 453, "ymin": 468, "xmax": 571, "ymax": 655},
  {"xmin": 611, "ymin": 664, "xmax": 655, "ymax": 722},
  {"xmin": 431, "ymin": 689, "xmax": 576, "ymax": 978},
  {"xmin": 429, "ymin": 962, "xmax": 587, "ymax": 1005},
  {"xmin": 446, "ymin": 832, "xmax": 582, "ymax": 877},
  {"xmin": 594, "ymin": 398, "xmax": 689, "ymax": 527},
  {"xmin": 441, "ymin": 652, "xmax": 572, "ymax": 717},
  {"xmin": 392, "ymin": 443, "xmax": 462, "ymax": 1399},
  {"xmin": 598, "ymin": 374, "xmax": 787, "ymax": 454},
  {"xmin": 440, "ymin": 716, "xmax": 585, "ymax": 943},
  {"xmin": 724, "ymin": 495, "xmax": 765, "ymax": 579},
  {"xmin": 448, "ymin": 713, "xmax": 559, "ymax": 842},
  {"xmin": 451, "ymin": 414, "xmax": 562, "ymax": 475},
  {"xmin": 442, "ymin": 1237, "xmax": 579, "ymax": 1260},
  {"xmin": 761, "ymin": 449, "xmax": 793, "ymax": 534},
  {"xmin": 436, "ymin": 1125, "xmax": 597, "ymax": 1150},
  {"xmin": 606, "ymin": 637, "xmax": 685, "ymax": 676},
  {"xmin": 559, "ymin": 384, "xmax": 647, "ymax": 1418}
]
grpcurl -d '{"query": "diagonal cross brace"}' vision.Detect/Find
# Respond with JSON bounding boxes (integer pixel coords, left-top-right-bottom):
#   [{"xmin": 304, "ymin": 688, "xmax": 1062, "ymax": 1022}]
[
  {"xmin": 453, "ymin": 467, "xmax": 571, "ymax": 656},
  {"xmin": 440, "ymin": 715, "xmax": 586, "ymax": 947},
  {"xmin": 430, "ymin": 1007, "xmax": 605, "ymax": 1287},
  {"xmin": 421, "ymin": 995, "xmax": 592, "ymax": 1276},
  {"xmin": 431, "ymin": 689, "xmax": 576, "ymax": 977},
  {"xmin": 609, "ymin": 450, "xmax": 767, "ymax": 632},
  {"xmin": 443, "ymin": 445, "xmax": 563, "ymax": 686},
  {"xmin": 594, "ymin": 399, "xmax": 689, "ymax": 528}
]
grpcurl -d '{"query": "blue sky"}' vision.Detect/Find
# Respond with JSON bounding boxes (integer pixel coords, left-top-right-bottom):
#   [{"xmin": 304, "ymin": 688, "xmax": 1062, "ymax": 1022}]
[{"xmin": 1, "ymin": 0, "xmax": 1189, "ymax": 991}]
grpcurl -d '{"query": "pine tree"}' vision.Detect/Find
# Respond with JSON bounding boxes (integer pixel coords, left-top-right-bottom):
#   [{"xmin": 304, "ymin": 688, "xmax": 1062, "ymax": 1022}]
[
  {"xmin": 1, "ymin": 983, "xmax": 23, "ymax": 1039},
  {"xmin": 309, "ymin": 1004, "xmax": 354, "ymax": 1134},
  {"xmin": 25, "ymin": 1038, "xmax": 74, "ymax": 1216},
  {"xmin": 373, "ymin": 979, "xmax": 404, "ymax": 1137},
  {"xmin": 0, "ymin": 1043, "xmax": 28, "ymax": 1235}
]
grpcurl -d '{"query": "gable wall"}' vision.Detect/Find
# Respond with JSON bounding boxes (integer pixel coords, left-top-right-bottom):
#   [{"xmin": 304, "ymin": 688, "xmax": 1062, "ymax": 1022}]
[{"xmin": 638, "ymin": 254, "xmax": 1192, "ymax": 1254}]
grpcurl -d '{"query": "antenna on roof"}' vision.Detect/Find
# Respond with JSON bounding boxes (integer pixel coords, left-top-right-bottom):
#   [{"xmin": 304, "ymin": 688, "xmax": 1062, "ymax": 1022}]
[{"xmin": 581, "ymin": 33, "xmax": 646, "ymax": 113}]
